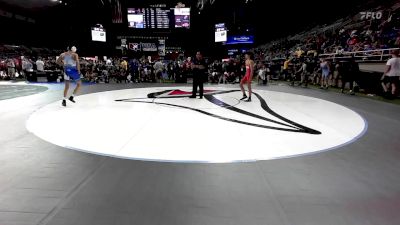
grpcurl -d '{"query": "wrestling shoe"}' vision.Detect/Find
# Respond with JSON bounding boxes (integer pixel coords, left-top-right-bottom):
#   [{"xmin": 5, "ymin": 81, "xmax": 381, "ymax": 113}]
[{"xmin": 69, "ymin": 96, "xmax": 76, "ymax": 103}]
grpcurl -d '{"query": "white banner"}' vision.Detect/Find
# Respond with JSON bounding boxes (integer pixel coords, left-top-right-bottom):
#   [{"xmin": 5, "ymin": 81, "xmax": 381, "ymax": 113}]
[
  {"xmin": 158, "ymin": 40, "xmax": 166, "ymax": 56},
  {"xmin": 141, "ymin": 43, "xmax": 158, "ymax": 52}
]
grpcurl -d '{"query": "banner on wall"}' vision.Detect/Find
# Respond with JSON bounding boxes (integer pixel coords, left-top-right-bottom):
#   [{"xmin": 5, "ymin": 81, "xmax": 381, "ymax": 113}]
[
  {"xmin": 158, "ymin": 39, "xmax": 166, "ymax": 56},
  {"xmin": 129, "ymin": 42, "xmax": 158, "ymax": 52},
  {"xmin": 129, "ymin": 43, "xmax": 141, "ymax": 51},
  {"xmin": 225, "ymin": 35, "xmax": 254, "ymax": 45},
  {"xmin": 141, "ymin": 43, "xmax": 158, "ymax": 52}
]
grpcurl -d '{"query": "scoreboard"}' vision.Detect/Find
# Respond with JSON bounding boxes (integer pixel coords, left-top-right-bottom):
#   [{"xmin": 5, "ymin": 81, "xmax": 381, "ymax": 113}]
[
  {"xmin": 128, "ymin": 8, "xmax": 171, "ymax": 29},
  {"xmin": 127, "ymin": 7, "xmax": 190, "ymax": 29}
]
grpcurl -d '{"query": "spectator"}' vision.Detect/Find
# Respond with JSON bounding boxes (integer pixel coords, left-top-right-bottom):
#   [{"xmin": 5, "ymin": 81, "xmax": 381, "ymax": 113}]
[
  {"xmin": 282, "ymin": 57, "xmax": 291, "ymax": 75},
  {"xmin": 210, "ymin": 60, "xmax": 221, "ymax": 84},
  {"xmin": 219, "ymin": 61, "xmax": 228, "ymax": 84},
  {"xmin": 7, "ymin": 58, "xmax": 16, "ymax": 79},
  {"xmin": 381, "ymin": 49, "xmax": 400, "ymax": 98},
  {"xmin": 120, "ymin": 59, "xmax": 128, "ymax": 73},
  {"xmin": 257, "ymin": 64, "xmax": 267, "ymax": 85},
  {"xmin": 153, "ymin": 60, "xmax": 164, "ymax": 82},
  {"xmin": 341, "ymin": 57, "xmax": 359, "ymax": 95},
  {"xmin": 106, "ymin": 58, "xmax": 112, "ymax": 66},
  {"xmin": 36, "ymin": 57, "xmax": 45, "ymax": 72},
  {"xmin": 296, "ymin": 60, "xmax": 308, "ymax": 87},
  {"xmin": 395, "ymin": 32, "xmax": 400, "ymax": 46},
  {"xmin": 319, "ymin": 58, "xmax": 330, "ymax": 89},
  {"xmin": 295, "ymin": 47, "xmax": 304, "ymax": 58},
  {"xmin": 332, "ymin": 59, "xmax": 342, "ymax": 88}
]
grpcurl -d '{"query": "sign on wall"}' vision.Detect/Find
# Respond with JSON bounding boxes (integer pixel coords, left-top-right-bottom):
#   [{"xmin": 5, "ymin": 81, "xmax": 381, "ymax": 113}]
[{"xmin": 225, "ymin": 35, "xmax": 254, "ymax": 45}]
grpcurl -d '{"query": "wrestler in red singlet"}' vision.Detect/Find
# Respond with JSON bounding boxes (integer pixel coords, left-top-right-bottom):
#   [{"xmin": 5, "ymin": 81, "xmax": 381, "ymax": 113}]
[{"xmin": 240, "ymin": 52, "xmax": 255, "ymax": 102}]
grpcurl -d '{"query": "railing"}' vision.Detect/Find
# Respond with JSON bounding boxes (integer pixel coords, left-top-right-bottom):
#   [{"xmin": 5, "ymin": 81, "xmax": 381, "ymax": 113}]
[{"xmin": 320, "ymin": 48, "xmax": 400, "ymax": 62}]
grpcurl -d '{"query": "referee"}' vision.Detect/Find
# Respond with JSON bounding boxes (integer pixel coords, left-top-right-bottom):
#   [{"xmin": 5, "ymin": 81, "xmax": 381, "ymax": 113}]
[{"xmin": 189, "ymin": 51, "xmax": 207, "ymax": 99}]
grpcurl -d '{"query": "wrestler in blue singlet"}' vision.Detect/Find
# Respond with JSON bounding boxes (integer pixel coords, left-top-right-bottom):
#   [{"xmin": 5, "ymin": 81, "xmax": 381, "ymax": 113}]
[{"xmin": 63, "ymin": 53, "xmax": 81, "ymax": 81}]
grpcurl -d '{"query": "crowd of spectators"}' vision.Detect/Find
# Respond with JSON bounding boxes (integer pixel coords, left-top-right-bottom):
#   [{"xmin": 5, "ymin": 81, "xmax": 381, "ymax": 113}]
[
  {"xmin": 0, "ymin": 44, "xmax": 61, "ymax": 80},
  {"xmin": 1, "ymin": 48, "xmax": 398, "ymax": 99},
  {"xmin": 254, "ymin": 2, "xmax": 400, "ymax": 62},
  {"xmin": 248, "ymin": 2, "xmax": 400, "ymax": 98},
  {"xmin": 81, "ymin": 57, "xmax": 252, "ymax": 85},
  {"xmin": 1, "ymin": 3, "xmax": 399, "ymax": 99},
  {"xmin": 0, "ymin": 56, "xmax": 58, "ymax": 80}
]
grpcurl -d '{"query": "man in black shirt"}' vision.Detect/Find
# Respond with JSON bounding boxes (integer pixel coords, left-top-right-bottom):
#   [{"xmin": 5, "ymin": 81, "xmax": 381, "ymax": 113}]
[
  {"xmin": 341, "ymin": 57, "xmax": 359, "ymax": 95},
  {"xmin": 190, "ymin": 51, "xmax": 207, "ymax": 99}
]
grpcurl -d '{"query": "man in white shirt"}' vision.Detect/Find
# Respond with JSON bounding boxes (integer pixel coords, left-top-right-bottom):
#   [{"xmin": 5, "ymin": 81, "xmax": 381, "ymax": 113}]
[
  {"xmin": 257, "ymin": 64, "xmax": 267, "ymax": 85},
  {"xmin": 381, "ymin": 49, "xmax": 400, "ymax": 98},
  {"xmin": 106, "ymin": 58, "xmax": 112, "ymax": 66},
  {"xmin": 36, "ymin": 58, "xmax": 45, "ymax": 72},
  {"xmin": 153, "ymin": 60, "xmax": 164, "ymax": 82}
]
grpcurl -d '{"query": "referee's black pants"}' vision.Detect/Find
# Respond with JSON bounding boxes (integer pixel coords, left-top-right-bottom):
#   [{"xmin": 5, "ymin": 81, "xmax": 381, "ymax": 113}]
[{"xmin": 191, "ymin": 76, "xmax": 204, "ymax": 98}]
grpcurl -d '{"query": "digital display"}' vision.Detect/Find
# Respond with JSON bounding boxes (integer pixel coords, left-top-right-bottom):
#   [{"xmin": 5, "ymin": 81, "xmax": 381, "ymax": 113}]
[
  {"xmin": 215, "ymin": 31, "xmax": 227, "ymax": 42},
  {"xmin": 91, "ymin": 27, "xmax": 106, "ymax": 42},
  {"xmin": 127, "ymin": 8, "xmax": 171, "ymax": 29},
  {"xmin": 127, "ymin": 9, "xmax": 144, "ymax": 28},
  {"xmin": 215, "ymin": 23, "xmax": 227, "ymax": 42},
  {"xmin": 174, "ymin": 8, "xmax": 190, "ymax": 28},
  {"xmin": 127, "ymin": 7, "xmax": 191, "ymax": 29}
]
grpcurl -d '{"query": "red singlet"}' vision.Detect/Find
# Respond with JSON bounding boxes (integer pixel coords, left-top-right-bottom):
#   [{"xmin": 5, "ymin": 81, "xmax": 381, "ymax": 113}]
[{"xmin": 241, "ymin": 65, "xmax": 252, "ymax": 83}]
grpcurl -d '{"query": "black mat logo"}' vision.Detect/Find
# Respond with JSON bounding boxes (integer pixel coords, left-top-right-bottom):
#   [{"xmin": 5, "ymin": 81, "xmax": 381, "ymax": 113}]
[{"xmin": 116, "ymin": 89, "xmax": 321, "ymax": 135}]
